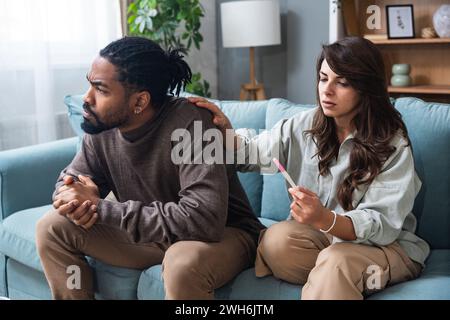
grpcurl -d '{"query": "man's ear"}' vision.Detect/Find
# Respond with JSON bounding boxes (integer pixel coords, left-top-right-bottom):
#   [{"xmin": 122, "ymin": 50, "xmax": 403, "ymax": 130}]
[
  {"xmin": 134, "ymin": 91, "xmax": 152, "ymax": 110},
  {"xmin": 130, "ymin": 91, "xmax": 152, "ymax": 114}
]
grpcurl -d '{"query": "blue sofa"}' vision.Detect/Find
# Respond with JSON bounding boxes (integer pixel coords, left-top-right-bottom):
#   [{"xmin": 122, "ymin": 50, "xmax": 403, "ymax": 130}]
[{"xmin": 0, "ymin": 95, "xmax": 449, "ymax": 299}]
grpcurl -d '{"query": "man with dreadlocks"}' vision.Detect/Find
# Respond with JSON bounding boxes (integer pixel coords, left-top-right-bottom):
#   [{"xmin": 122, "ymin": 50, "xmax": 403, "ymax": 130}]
[{"xmin": 35, "ymin": 37, "xmax": 264, "ymax": 300}]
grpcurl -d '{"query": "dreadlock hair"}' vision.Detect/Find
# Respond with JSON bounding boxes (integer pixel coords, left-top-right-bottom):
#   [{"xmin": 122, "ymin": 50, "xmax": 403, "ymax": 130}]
[{"xmin": 99, "ymin": 36, "xmax": 192, "ymax": 107}]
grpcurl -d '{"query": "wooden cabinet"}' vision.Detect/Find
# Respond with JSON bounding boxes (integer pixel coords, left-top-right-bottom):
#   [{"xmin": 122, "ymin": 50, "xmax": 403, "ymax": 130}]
[{"xmin": 343, "ymin": 0, "xmax": 450, "ymax": 103}]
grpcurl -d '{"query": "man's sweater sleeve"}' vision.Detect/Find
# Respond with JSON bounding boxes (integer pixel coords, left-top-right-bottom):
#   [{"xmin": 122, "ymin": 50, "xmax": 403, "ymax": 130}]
[
  {"xmin": 95, "ymin": 120, "xmax": 230, "ymax": 245},
  {"xmin": 53, "ymin": 134, "xmax": 110, "ymax": 201}
]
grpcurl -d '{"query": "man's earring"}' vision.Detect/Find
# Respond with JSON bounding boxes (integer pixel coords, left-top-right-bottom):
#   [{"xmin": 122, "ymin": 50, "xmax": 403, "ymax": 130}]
[{"xmin": 134, "ymin": 107, "xmax": 142, "ymax": 115}]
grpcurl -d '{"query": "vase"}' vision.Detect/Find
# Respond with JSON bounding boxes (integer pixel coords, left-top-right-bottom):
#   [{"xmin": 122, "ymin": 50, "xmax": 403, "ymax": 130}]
[
  {"xmin": 391, "ymin": 75, "xmax": 412, "ymax": 87},
  {"xmin": 433, "ymin": 4, "xmax": 450, "ymax": 38},
  {"xmin": 391, "ymin": 63, "xmax": 412, "ymax": 87},
  {"xmin": 392, "ymin": 64, "xmax": 411, "ymax": 75}
]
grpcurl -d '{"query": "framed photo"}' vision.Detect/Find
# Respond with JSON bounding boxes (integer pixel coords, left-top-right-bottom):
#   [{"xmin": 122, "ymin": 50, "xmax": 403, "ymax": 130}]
[{"xmin": 386, "ymin": 5, "xmax": 415, "ymax": 39}]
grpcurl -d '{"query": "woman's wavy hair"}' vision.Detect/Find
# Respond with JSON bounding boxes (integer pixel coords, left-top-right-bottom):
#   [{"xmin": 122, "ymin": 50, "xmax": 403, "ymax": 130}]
[{"xmin": 305, "ymin": 37, "xmax": 411, "ymax": 211}]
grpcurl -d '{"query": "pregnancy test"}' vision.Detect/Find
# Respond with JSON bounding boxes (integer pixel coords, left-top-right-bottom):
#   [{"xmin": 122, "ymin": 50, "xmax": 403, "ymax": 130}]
[{"xmin": 272, "ymin": 158, "xmax": 297, "ymax": 189}]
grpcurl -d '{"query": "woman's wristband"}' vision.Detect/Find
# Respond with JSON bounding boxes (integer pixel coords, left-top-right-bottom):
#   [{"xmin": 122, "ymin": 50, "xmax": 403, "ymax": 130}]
[{"xmin": 320, "ymin": 210, "xmax": 337, "ymax": 233}]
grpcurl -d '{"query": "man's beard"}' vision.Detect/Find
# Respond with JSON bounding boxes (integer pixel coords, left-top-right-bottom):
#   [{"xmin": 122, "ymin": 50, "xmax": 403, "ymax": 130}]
[{"xmin": 81, "ymin": 103, "xmax": 127, "ymax": 134}]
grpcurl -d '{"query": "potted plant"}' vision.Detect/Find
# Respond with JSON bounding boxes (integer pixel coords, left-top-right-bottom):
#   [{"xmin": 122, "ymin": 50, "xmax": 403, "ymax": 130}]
[{"xmin": 127, "ymin": 0, "xmax": 211, "ymax": 97}]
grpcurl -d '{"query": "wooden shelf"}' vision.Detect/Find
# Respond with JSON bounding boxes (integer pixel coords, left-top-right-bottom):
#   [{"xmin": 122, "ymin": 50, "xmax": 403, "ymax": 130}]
[
  {"xmin": 347, "ymin": 0, "xmax": 450, "ymax": 102},
  {"xmin": 388, "ymin": 85, "xmax": 450, "ymax": 95},
  {"xmin": 371, "ymin": 38, "xmax": 450, "ymax": 45}
]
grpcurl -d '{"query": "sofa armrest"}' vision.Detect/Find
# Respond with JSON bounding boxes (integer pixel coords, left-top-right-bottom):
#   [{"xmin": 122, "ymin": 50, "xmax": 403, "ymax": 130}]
[{"xmin": 0, "ymin": 137, "xmax": 78, "ymax": 221}]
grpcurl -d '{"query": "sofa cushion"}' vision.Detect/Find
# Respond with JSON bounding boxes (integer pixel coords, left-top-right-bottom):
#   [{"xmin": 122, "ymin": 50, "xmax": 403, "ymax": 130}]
[
  {"xmin": 368, "ymin": 249, "xmax": 450, "ymax": 300},
  {"xmin": 0, "ymin": 138, "xmax": 78, "ymax": 221},
  {"xmin": 258, "ymin": 217, "xmax": 279, "ymax": 228},
  {"xmin": 138, "ymin": 264, "xmax": 301, "ymax": 300},
  {"xmin": 0, "ymin": 205, "xmax": 50, "ymax": 271},
  {"xmin": 138, "ymin": 248, "xmax": 450, "ymax": 299},
  {"xmin": 137, "ymin": 265, "xmax": 166, "ymax": 299},
  {"xmin": 6, "ymin": 258, "xmax": 51, "ymax": 299},
  {"xmin": 4, "ymin": 253, "xmax": 142, "ymax": 300},
  {"xmin": 217, "ymin": 100, "xmax": 268, "ymax": 216},
  {"xmin": 87, "ymin": 257, "xmax": 141, "ymax": 300},
  {"xmin": 137, "ymin": 216, "xmax": 287, "ymax": 300},
  {"xmin": 0, "ymin": 205, "xmax": 144, "ymax": 299},
  {"xmin": 64, "ymin": 94, "xmax": 85, "ymax": 138},
  {"xmin": 394, "ymin": 98, "xmax": 450, "ymax": 249},
  {"xmin": 260, "ymin": 99, "xmax": 315, "ymax": 221},
  {"xmin": 0, "ymin": 253, "xmax": 6, "ymax": 297},
  {"xmin": 64, "ymin": 95, "xmax": 84, "ymax": 153}
]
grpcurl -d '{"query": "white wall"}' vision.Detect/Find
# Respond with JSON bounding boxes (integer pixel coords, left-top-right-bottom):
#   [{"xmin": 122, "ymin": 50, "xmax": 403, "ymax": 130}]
[
  {"xmin": 185, "ymin": 0, "xmax": 218, "ymax": 98},
  {"xmin": 215, "ymin": 0, "xmax": 329, "ymax": 104},
  {"xmin": 286, "ymin": 0, "xmax": 329, "ymax": 104}
]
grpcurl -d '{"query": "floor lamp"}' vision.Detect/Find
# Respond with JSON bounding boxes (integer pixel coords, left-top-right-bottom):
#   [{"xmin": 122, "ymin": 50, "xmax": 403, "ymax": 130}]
[{"xmin": 221, "ymin": 0, "xmax": 281, "ymax": 101}]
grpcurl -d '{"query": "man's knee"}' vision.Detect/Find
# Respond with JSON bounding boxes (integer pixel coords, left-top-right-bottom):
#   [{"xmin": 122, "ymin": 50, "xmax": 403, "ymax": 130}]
[
  {"xmin": 162, "ymin": 242, "xmax": 202, "ymax": 281},
  {"xmin": 35, "ymin": 210, "xmax": 74, "ymax": 251},
  {"xmin": 162, "ymin": 242, "xmax": 210, "ymax": 299}
]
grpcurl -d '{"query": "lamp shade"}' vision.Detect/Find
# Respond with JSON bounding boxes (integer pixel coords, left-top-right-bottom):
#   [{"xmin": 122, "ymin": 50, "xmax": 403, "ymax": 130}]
[{"xmin": 221, "ymin": 0, "xmax": 281, "ymax": 48}]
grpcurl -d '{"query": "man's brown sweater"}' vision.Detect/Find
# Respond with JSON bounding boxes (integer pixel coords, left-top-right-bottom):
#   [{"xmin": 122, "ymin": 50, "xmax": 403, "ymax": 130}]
[{"xmin": 54, "ymin": 97, "xmax": 264, "ymax": 245}]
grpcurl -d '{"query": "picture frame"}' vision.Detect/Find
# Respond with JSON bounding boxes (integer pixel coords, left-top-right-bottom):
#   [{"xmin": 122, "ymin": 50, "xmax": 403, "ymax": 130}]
[{"xmin": 386, "ymin": 5, "xmax": 415, "ymax": 39}]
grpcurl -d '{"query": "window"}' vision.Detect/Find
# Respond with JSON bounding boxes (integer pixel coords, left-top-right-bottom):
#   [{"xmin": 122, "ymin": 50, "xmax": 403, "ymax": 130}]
[{"xmin": 0, "ymin": 0, "xmax": 122, "ymax": 150}]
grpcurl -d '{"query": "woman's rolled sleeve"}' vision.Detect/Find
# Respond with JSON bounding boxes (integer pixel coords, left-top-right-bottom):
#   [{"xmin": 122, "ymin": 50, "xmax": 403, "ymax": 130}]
[
  {"xmin": 343, "ymin": 139, "xmax": 421, "ymax": 246},
  {"xmin": 234, "ymin": 118, "xmax": 295, "ymax": 174}
]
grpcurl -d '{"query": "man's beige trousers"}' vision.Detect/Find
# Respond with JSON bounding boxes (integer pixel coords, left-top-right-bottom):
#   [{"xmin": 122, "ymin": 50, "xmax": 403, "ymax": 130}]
[{"xmin": 36, "ymin": 210, "xmax": 256, "ymax": 300}]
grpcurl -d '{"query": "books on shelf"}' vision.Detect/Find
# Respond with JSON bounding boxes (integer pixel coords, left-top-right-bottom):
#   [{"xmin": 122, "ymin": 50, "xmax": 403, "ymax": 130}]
[{"xmin": 363, "ymin": 34, "xmax": 388, "ymax": 41}]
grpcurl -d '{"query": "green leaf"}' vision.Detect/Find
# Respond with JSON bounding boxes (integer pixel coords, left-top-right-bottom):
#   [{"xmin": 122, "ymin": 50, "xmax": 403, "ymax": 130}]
[
  {"xmin": 192, "ymin": 73, "xmax": 200, "ymax": 81},
  {"xmin": 194, "ymin": 7, "xmax": 202, "ymax": 17},
  {"xmin": 127, "ymin": 0, "xmax": 205, "ymax": 57},
  {"xmin": 127, "ymin": 2, "xmax": 136, "ymax": 14},
  {"xmin": 194, "ymin": 38, "xmax": 200, "ymax": 50},
  {"xmin": 176, "ymin": 12, "xmax": 185, "ymax": 20},
  {"xmin": 186, "ymin": 72, "xmax": 211, "ymax": 97},
  {"xmin": 194, "ymin": 33, "xmax": 203, "ymax": 42},
  {"xmin": 128, "ymin": 15, "xmax": 136, "ymax": 24}
]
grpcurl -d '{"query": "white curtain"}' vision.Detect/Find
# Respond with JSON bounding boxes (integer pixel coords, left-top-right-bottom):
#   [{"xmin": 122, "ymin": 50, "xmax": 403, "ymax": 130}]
[{"xmin": 0, "ymin": 0, "xmax": 122, "ymax": 151}]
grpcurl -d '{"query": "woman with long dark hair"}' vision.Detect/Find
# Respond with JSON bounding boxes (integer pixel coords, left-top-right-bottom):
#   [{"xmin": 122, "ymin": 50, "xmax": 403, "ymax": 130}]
[{"xmin": 189, "ymin": 37, "xmax": 429, "ymax": 299}]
